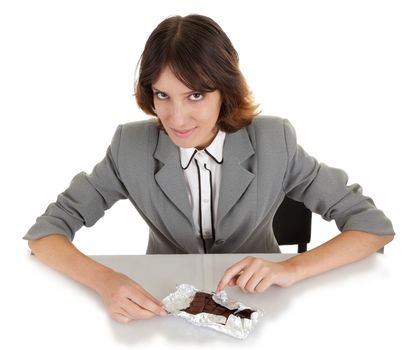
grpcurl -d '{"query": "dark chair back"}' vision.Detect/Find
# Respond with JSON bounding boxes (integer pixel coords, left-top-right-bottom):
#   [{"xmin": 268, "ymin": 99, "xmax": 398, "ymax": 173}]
[{"xmin": 273, "ymin": 196, "xmax": 312, "ymax": 253}]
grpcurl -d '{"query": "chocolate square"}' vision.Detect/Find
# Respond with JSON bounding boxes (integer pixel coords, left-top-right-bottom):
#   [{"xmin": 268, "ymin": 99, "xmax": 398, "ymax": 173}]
[{"xmin": 181, "ymin": 291, "xmax": 254, "ymax": 323}]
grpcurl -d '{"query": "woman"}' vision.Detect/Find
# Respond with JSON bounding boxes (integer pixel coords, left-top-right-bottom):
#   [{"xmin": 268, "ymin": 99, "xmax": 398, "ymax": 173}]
[{"xmin": 24, "ymin": 14, "xmax": 395, "ymax": 323}]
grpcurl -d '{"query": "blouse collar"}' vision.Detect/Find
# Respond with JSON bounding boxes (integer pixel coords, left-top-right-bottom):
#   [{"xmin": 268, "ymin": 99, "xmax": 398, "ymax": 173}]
[{"xmin": 179, "ymin": 130, "xmax": 226, "ymax": 170}]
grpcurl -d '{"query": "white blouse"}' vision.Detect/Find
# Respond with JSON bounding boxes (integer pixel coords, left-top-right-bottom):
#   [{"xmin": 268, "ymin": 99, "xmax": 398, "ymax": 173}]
[{"xmin": 179, "ymin": 130, "xmax": 226, "ymax": 253}]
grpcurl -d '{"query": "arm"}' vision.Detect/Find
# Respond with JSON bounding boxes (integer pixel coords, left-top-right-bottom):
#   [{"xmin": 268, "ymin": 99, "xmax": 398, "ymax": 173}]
[
  {"xmin": 217, "ymin": 230, "xmax": 393, "ymax": 292},
  {"xmin": 283, "ymin": 230, "xmax": 393, "ymax": 284},
  {"xmin": 218, "ymin": 118, "xmax": 395, "ymax": 292},
  {"xmin": 24, "ymin": 125, "xmax": 165, "ymax": 321},
  {"xmin": 28, "ymin": 234, "xmax": 167, "ymax": 322}
]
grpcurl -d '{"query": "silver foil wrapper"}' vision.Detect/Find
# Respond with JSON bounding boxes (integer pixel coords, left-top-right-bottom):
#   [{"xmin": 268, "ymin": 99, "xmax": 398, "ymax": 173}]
[{"xmin": 162, "ymin": 284, "xmax": 263, "ymax": 339}]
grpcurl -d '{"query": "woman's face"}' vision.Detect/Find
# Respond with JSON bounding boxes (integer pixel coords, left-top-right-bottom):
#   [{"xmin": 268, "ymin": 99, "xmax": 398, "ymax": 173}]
[{"xmin": 152, "ymin": 66, "xmax": 222, "ymax": 150}]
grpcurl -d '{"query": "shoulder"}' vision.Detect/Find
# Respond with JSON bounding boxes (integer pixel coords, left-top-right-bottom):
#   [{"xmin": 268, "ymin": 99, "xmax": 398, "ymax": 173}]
[
  {"xmin": 110, "ymin": 118, "xmax": 159, "ymax": 158},
  {"xmin": 114, "ymin": 118, "xmax": 158, "ymax": 145},
  {"xmin": 251, "ymin": 115, "xmax": 294, "ymax": 132},
  {"xmin": 120, "ymin": 118, "xmax": 158, "ymax": 140},
  {"xmin": 248, "ymin": 115, "xmax": 295, "ymax": 143},
  {"xmin": 244, "ymin": 116, "xmax": 298, "ymax": 163},
  {"xmin": 251, "ymin": 115, "xmax": 285, "ymax": 127}
]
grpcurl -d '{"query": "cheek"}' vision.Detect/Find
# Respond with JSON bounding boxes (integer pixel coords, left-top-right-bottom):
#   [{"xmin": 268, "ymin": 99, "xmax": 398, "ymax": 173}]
[
  {"xmin": 154, "ymin": 103, "xmax": 169, "ymax": 120},
  {"xmin": 205, "ymin": 96, "xmax": 222, "ymax": 118}
]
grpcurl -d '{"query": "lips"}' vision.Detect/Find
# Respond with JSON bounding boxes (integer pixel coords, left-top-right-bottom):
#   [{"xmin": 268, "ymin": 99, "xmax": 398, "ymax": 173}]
[{"xmin": 172, "ymin": 127, "xmax": 197, "ymax": 138}]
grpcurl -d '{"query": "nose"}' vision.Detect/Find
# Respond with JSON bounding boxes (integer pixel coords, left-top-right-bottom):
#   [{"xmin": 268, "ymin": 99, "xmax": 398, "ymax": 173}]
[{"xmin": 170, "ymin": 102, "xmax": 190, "ymax": 128}]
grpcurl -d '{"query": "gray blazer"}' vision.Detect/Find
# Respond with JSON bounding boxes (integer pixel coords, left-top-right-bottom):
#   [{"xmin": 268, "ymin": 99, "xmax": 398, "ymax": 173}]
[{"xmin": 24, "ymin": 116, "xmax": 394, "ymax": 253}]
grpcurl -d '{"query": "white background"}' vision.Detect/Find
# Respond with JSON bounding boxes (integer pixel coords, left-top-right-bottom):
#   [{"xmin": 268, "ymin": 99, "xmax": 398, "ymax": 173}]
[{"xmin": 0, "ymin": 0, "xmax": 407, "ymax": 348}]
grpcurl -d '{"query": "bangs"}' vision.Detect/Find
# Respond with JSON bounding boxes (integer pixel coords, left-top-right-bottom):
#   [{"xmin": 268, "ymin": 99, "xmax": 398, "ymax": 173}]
[{"xmin": 166, "ymin": 45, "xmax": 218, "ymax": 93}]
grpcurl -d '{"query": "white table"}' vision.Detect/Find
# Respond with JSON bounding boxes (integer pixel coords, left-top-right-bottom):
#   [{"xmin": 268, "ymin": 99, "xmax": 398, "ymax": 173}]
[{"xmin": 9, "ymin": 252, "xmax": 407, "ymax": 350}]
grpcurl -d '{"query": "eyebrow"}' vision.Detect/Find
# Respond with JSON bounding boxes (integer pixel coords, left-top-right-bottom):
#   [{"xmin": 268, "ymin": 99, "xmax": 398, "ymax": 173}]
[{"xmin": 152, "ymin": 86, "xmax": 199, "ymax": 96}]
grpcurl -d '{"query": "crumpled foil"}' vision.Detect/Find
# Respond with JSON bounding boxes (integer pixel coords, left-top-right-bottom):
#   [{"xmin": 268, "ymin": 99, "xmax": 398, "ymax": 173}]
[{"xmin": 162, "ymin": 284, "xmax": 263, "ymax": 339}]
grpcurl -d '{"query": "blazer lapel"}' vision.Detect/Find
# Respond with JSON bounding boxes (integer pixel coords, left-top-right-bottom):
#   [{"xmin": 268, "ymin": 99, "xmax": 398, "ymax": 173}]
[
  {"xmin": 216, "ymin": 127, "xmax": 255, "ymax": 229},
  {"xmin": 153, "ymin": 127, "xmax": 255, "ymax": 251},
  {"xmin": 153, "ymin": 131, "xmax": 195, "ymax": 228}
]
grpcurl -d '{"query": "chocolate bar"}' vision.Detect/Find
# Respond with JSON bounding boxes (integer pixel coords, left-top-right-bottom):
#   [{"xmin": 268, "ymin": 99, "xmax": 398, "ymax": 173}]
[
  {"xmin": 182, "ymin": 291, "xmax": 254, "ymax": 321},
  {"xmin": 162, "ymin": 284, "xmax": 263, "ymax": 339}
]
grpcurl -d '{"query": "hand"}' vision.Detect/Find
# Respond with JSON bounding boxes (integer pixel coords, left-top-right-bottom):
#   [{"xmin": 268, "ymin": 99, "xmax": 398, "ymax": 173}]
[
  {"xmin": 95, "ymin": 270, "xmax": 167, "ymax": 323},
  {"xmin": 216, "ymin": 256, "xmax": 297, "ymax": 293}
]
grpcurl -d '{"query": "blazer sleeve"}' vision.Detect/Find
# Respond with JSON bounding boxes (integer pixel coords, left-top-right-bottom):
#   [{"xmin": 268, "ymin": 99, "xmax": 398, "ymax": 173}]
[
  {"xmin": 23, "ymin": 125, "xmax": 128, "ymax": 241},
  {"xmin": 281, "ymin": 119, "xmax": 395, "ymax": 236}
]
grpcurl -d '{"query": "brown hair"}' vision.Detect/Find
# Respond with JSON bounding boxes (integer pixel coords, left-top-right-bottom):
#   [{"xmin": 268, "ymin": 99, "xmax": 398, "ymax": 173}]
[{"xmin": 135, "ymin": 14, "xmax": 259, "ymax": 132}]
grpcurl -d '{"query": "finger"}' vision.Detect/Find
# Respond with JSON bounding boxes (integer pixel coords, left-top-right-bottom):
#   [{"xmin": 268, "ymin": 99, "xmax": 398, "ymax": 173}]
[
  {"xmin": 217, "ymin": 268, "xmax": 243, "ymax": 292},
  {"xmin": 217, "ymin": 258, "xmax": 254, "ymax": 291},
  {"xmin": 216, "ymin": 257, "xmax": 253, "ymax": 292},
  {"xmin": 244, "ymin": 273, "xmax": 264, "ymax": 293},
  {"xmin": 228, "ymin": 275, "xmax": 240, "ymax": 286},
  {"xmin": 112, "ymin": 312, "xmax": 131, "ymax": 324},
  {"xmin": 223, "ymin": 273, "xmax": 241, "ymax": 288},
  {"xmin": 135, "ymin": 285, "xmax": 165, "ymax": 308},
  {"xmin": 129, "ymin": 291, "xmax": 167, "ymax": 317},
  {"xmin": 229, "ymin": 273, "xmax": 247, "ymax": 293},
  {"xmin": 255, "ymin": 276, "xmax": 274, "ymax": 293},
  {"xmin": 235, "ymin": 260, "xmax": 262, "ymax": 292},
  {"xmin": 123, "ymin": 299, "xmax": 159, "ymax": 320}
]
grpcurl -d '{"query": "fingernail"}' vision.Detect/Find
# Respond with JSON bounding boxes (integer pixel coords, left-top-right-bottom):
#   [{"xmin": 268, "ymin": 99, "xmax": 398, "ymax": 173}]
[{"xmin": 160, "ymin": 309, "xmax": 167, "ymax": 316}]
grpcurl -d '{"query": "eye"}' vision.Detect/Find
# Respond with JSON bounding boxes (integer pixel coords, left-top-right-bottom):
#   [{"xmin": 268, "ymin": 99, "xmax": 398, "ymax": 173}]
[
  {"xmin": 154, "ymin": 91, "xmax": 169, "ymax": 100},
  {"xmin": 189, "ymin": 92, "xmax": 204, "ymax": 101}
]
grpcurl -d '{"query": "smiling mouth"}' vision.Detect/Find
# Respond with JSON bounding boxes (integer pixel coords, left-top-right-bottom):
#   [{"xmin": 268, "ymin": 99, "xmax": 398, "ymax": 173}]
[{"xmin": 172, "ymin": 127, "xmax": 197, "ymax": 137}]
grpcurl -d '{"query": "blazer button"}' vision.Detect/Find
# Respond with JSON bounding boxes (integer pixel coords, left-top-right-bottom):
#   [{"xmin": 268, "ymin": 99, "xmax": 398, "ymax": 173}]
[{"xmin": 215, "ymin": 239, "xmax": 226, "ymax": 245}]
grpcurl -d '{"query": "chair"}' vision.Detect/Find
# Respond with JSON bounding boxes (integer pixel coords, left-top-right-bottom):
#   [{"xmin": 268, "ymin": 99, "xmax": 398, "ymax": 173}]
[{"xmin": 272, "ymin": 196, "xmax": 312, "ymax": 253}]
